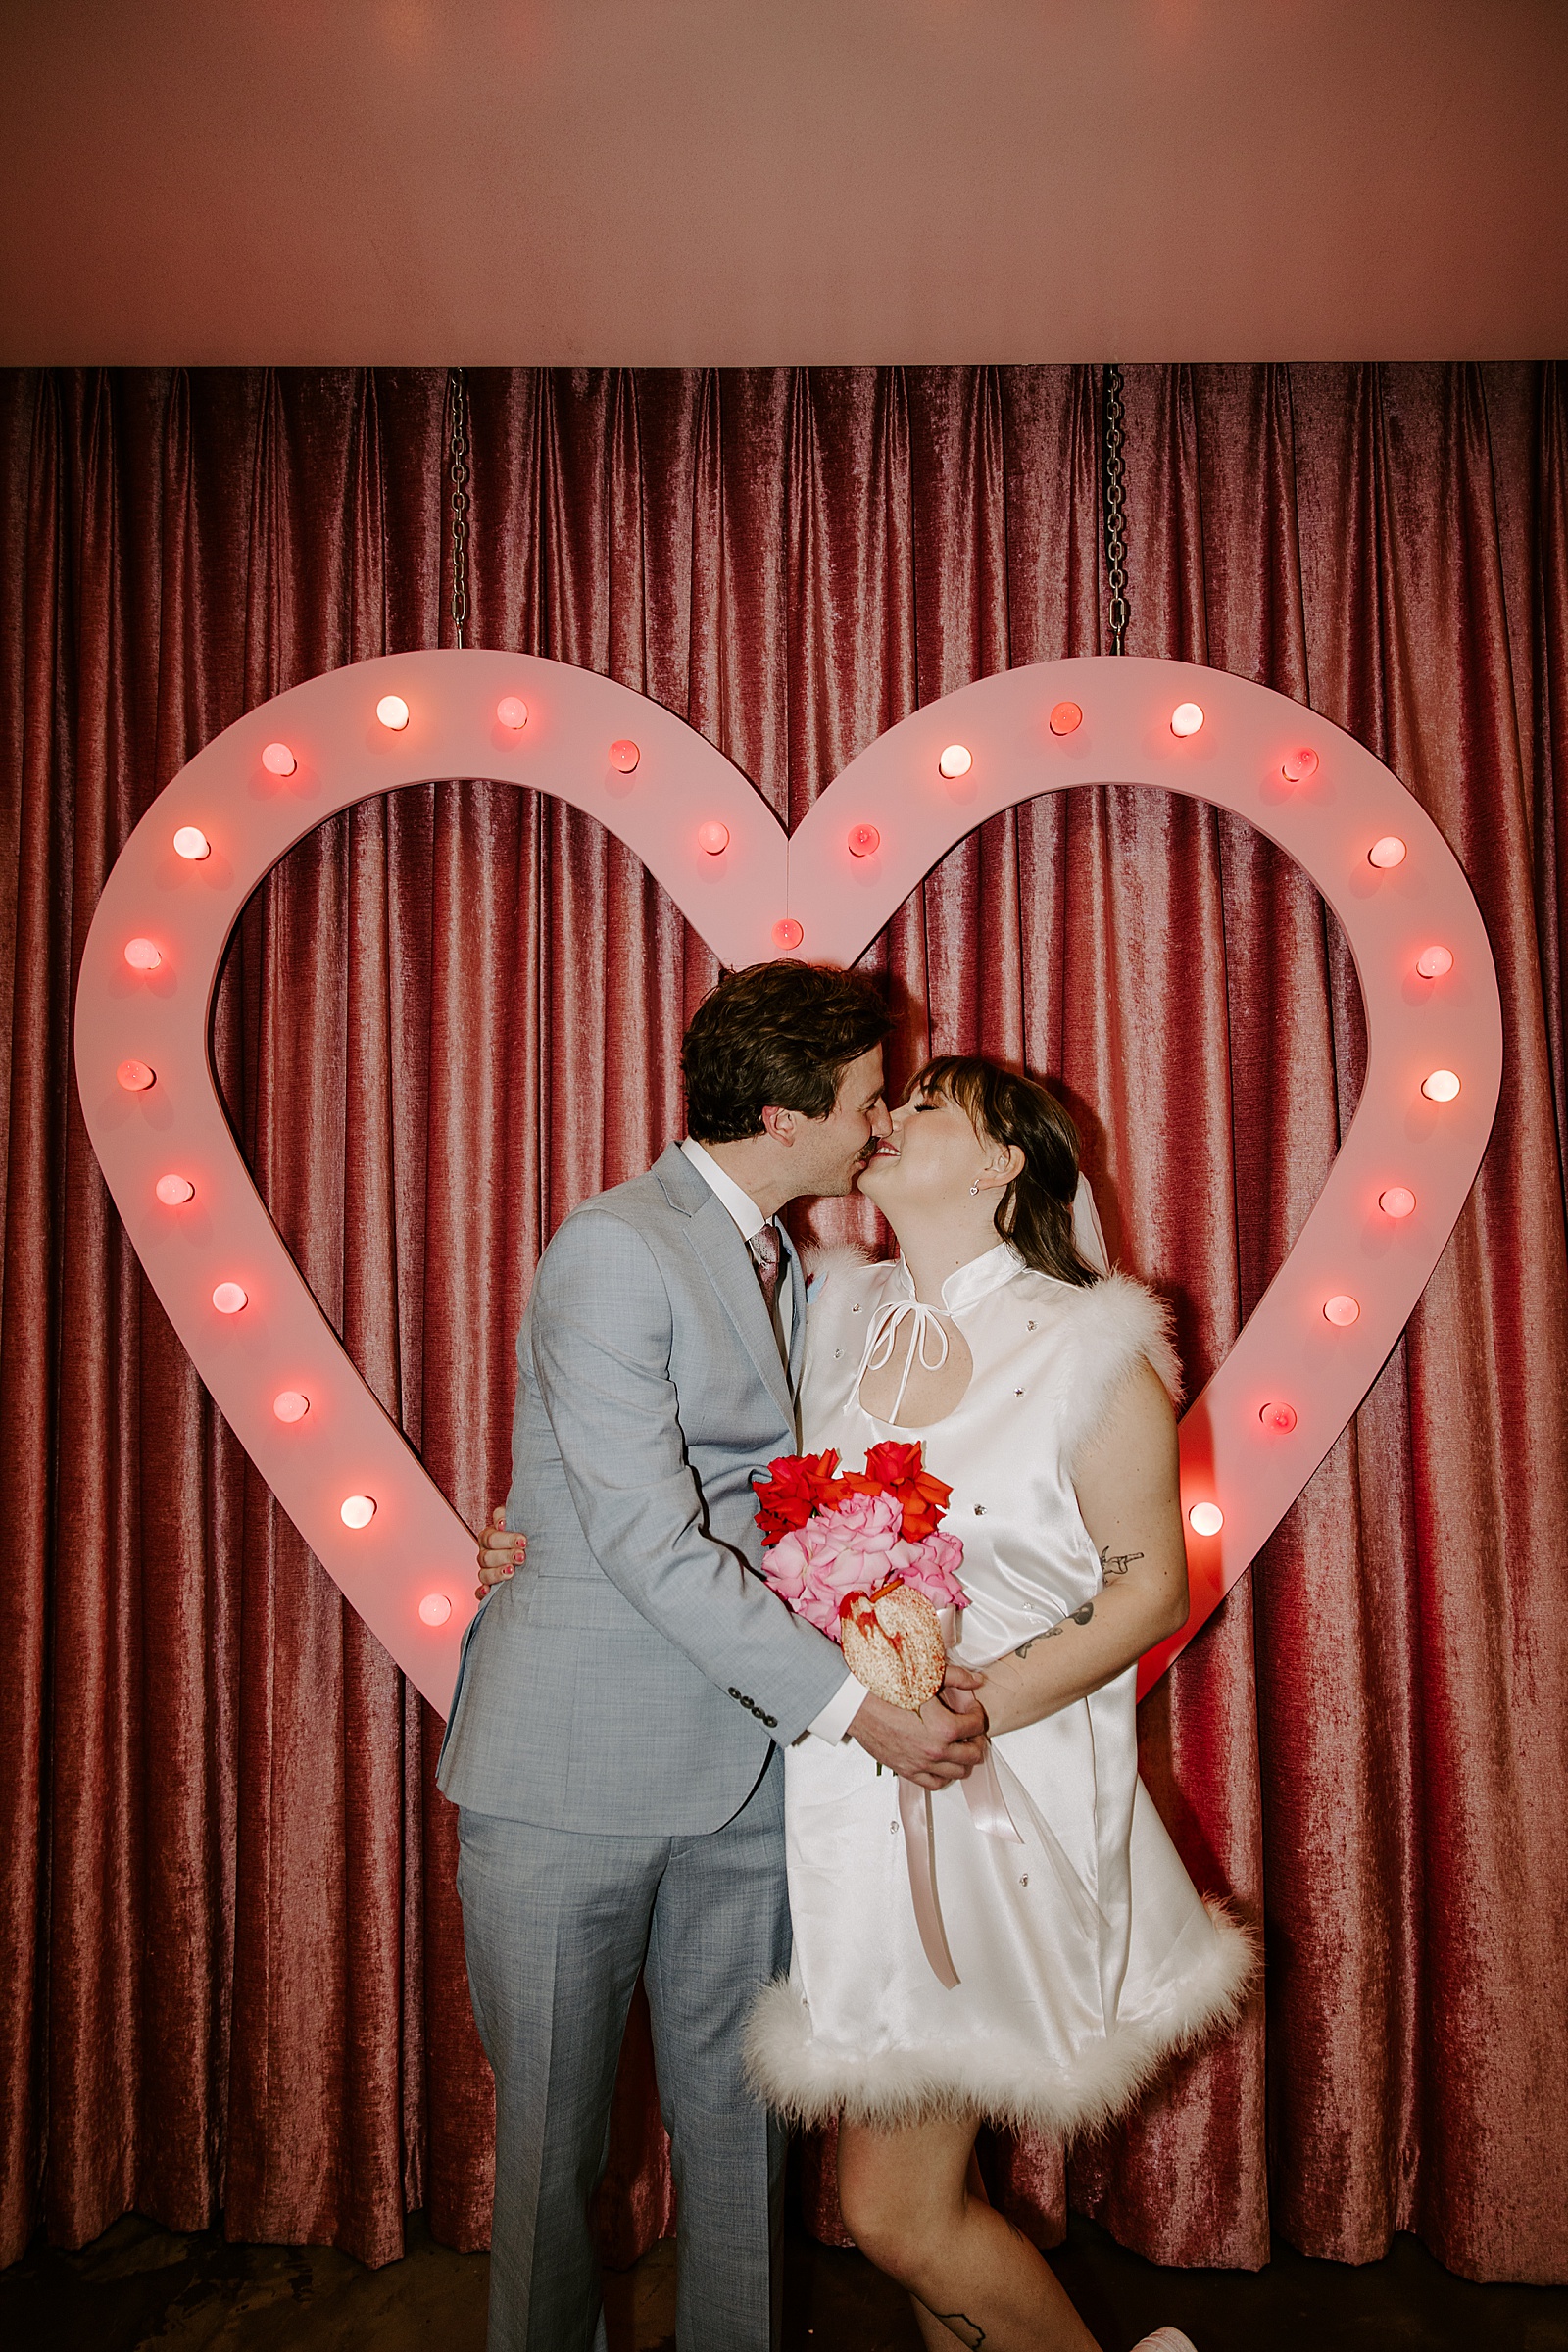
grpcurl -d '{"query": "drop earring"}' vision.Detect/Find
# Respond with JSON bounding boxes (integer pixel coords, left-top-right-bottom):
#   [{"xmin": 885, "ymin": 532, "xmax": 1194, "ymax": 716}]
[{"xmin": 969, "ymin": 1182, "xmax": 980, "ymax": 1196}]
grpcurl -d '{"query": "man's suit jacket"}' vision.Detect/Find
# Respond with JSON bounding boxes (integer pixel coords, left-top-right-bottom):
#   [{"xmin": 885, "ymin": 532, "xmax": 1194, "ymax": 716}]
[{"xmin": 436, "ymin": 1142, "xmax": 850, "ymax": 1834}]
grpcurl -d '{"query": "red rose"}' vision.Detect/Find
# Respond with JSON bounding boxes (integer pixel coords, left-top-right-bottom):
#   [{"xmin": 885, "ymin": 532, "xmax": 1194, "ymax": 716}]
[
  {"xmin": 754, "ymin": 1450, "xmax": 846, "ymax": 1547},
  {"xmin": 863, "ymin": 1440, "xmax": 924, "ymax": 1490},
  {"xmin": 860, "ymin": 1439, "xmax": 954, "ymax": 1543}
]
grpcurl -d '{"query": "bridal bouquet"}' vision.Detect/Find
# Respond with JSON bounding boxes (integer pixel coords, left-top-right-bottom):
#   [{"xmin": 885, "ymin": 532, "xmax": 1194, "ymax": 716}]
[{"xmin": 753, "ymin": 1442, "xmax": 966, "ymax": 1708}]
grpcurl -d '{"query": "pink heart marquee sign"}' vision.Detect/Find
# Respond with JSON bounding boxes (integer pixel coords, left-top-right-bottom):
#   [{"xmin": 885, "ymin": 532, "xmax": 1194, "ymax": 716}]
[{"xmin": 74, "ymin": 651, "xmax": 1501, "ymax": 1711}]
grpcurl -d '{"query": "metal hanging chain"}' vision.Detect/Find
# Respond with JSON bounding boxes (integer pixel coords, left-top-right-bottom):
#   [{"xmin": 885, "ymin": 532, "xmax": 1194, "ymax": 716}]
[
  {"xmin": 448, "ymin": 366, "xmax": 470, "ymax": 649},
  {"xmin": 1102, "ymin": 363, "xmax": 1129, "ymax": 655}
]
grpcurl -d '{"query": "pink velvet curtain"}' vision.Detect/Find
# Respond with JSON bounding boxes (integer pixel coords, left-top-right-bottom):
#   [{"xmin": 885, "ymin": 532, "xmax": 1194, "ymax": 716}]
[{"xmin": 1, "ymin": 367, "xmax": 1565, "ymax": 2288}]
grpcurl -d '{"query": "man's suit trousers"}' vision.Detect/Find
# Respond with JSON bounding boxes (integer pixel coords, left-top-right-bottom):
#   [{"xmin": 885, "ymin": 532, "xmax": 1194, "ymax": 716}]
[{"xmin": 457, "ymin": 1749, "xmax": 789, "ymax": 2352}]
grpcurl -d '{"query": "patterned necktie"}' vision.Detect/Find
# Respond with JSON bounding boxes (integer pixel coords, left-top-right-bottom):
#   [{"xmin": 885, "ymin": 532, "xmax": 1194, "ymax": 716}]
[{"xmin": 750, "ymin": 1221, "xmax": 782, "ymax": 1320}]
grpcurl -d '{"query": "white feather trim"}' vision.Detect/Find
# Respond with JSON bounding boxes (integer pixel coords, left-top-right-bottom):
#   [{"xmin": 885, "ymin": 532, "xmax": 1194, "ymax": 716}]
[
  {"xmin": 800, "ymin": 1240, "xmax": 884, "ymax": 1299},
  {"xmin": 1054, "ymin": 1271, "xmax": 1183, "ymax": 1469},
  {"xmin": 744, "ymin": 1900, "xmax": 1254, "ymax": 2137}
]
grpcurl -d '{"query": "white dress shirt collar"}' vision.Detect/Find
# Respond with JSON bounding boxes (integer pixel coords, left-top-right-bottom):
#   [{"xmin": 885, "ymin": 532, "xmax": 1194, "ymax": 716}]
[{"xmin": 679, "ymin": 1136, "xmax": 771, "ymax": 1243}]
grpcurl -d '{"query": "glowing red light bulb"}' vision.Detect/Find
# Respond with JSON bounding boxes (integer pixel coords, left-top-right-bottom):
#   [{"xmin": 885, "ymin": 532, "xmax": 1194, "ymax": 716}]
[
  {"xmin": 1323, "ymin": 1294, "xmax": 1360, "ymax": 1326},
  {"xmin": 261, "ymin": 741, "xmax": 297, "ymax": 777},
  {"xmin": 1368, "ymin": 836, "xmax": 1406, "ymax": 869},
  {"xmin": 272, "ymin": 1391, "xmax": 310, "ymax": 1423},
  {"xmin": 1188, "ymin": 1502, "xmax": 1224, "ymax": 1537},
  {"xmin": 1380, "ymin": 1186, "xmax": 1417, "ymax": 1219},
  {"xmin": 773, "ymin": 918, "xmax": 804, "ymax": 950},
  {"xmin": 496, "ymin": 696, "xmax": 528, "ymax": 730},
  {"xmin": 155, "ymin": 1174, "xmax": 194, "ymax": 1205},
  {"xmin": 1259, "ymin": 1401, "xmax": 1298, "ymax": 1434},
  {"xmin": 118, "ymin": 1059, "xmax": 155, "ymax": 1092},
  {"xmin": 172, "ymin": 826, "xmax": 210, "ymax": 861},
  {"xmin": 1422, "ymin": 1069, "xmax": 1461, "ymax": 1102},
  {"xmin": 697, "ymin": 820, "xmax": 730, "ymax": 857},
  {"xmin": 938, "ymin": 744, "xmax": 972, "ymax": 779},
  {"xmin": 376, "ymin": 695, "xmax": 410, "ymax": 732},
  {"xmin": 123, "ymin": 938, "xmax": 162, "ymax": 971},
  {"xmin": 609, "ymin": 739, "xmax": 640, "ymax": 773},
  {"xmin": 1280, "ymin": 747, "xmax": 1320, "ymax": 784},
  {"xmin": 340, "ymin": 1494, "xmax": 376, "ymax": 1528},
  {"xmin": 848, "ymin": 824, "xmax": 880, "ymax": 858},
  {"xmin": 1049, "ymin": 702, "xmax": 1082, "ymax": 736},
  {"xmin": 1170, "ymin": 703, "xmax": 1204, "ymax": 737},
  {"xmin": 419, "ymin": 1592, "xmax": 454, "ymax": 1627},
  {"xmin": 1415, "ymin": 945, "xmax": 1453, "ymax": 980},
  {"xmin": 212, "ymin": 1282, "xmax": 248, "ymax": 1315}
]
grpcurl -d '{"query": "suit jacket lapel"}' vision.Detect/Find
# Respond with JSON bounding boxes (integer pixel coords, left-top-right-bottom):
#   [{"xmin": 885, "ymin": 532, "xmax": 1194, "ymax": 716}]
[
  {"xmin": 780, "ymin": 1223, "xmax": 808, "ymax": 1397},
  {"xmin": 684, "ymin": 1194, "xmax": 797, "ymax": 1427},
  {"xmin": 653, "ymin": 1144, "xmax": 796, "ymax": 1428}
]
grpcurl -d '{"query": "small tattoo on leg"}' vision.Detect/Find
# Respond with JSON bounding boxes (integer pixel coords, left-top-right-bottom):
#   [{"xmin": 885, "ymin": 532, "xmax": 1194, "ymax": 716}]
[{"xmin": 934, "ymin": 2318, "xmax": 986, "ymax": 2349}]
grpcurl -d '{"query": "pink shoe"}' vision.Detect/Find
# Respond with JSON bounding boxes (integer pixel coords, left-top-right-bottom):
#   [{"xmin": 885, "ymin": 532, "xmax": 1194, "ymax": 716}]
[{"xmin": 1133, "ymin": 2333, "xmax": 1197, "ymax": 2352}]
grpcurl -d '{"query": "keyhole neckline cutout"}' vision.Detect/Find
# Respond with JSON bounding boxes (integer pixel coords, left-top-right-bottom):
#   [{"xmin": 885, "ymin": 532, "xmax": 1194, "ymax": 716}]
[{"xmin": 856, "ymin": 1299, "xmax": 976, "ymax": 1429}]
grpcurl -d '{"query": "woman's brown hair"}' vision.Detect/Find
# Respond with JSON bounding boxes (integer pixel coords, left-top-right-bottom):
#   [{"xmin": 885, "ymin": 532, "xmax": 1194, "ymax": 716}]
[{"xmin": 909, "ymin": 1054, "xmax": 1101, "ymax": 1288}]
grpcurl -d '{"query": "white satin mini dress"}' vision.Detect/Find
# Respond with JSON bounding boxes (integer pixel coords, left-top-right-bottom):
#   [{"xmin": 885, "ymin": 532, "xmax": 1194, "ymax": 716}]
[{"xmin": 744, "ymin": 1244, "xmax": 1254, "ymax": 2135}]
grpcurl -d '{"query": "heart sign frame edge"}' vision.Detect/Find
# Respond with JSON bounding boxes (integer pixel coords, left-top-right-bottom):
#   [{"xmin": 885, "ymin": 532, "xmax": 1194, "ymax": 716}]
[{"xmin": 74, "ymin": 650, "xmax": 1502, "ymax": 1712}]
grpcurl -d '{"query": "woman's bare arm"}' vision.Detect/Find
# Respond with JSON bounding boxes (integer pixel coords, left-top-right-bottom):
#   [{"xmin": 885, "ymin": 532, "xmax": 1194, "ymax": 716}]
[{"xmin": 972, "ymin": 1357, "xmax": 1189, "ymax": 1737}]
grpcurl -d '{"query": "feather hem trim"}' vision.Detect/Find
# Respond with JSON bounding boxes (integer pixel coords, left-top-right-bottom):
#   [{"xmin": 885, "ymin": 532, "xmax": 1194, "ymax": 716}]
[{"xmin": 743, "ymin": 1901, "xmax": 1255, "ymax": 2137}]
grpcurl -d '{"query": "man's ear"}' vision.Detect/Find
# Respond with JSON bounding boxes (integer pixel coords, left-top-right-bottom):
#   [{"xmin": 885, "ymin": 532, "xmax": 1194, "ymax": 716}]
[{"xmin": 759, "ymin": 1102, "xmax": 797, "ymax": 1145}]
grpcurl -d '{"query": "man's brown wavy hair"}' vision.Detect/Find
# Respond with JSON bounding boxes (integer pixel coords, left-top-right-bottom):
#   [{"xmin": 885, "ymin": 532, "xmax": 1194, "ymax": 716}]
[{"xmin": 682, "ymin": 962, "xmax": 893, "ymax": 1143}]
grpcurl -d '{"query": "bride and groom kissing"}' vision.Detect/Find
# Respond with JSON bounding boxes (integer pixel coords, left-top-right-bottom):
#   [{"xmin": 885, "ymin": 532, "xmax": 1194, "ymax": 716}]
[{"xmin": 437, "ymin": 959, "xmax": 1252, "ymax": 2352}]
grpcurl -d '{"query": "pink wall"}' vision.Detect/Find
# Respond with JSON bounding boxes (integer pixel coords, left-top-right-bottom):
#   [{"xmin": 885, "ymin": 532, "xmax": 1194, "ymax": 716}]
[{"xmin": 2, "ymin": 0, "xmax": 1566, "ymax": 364}]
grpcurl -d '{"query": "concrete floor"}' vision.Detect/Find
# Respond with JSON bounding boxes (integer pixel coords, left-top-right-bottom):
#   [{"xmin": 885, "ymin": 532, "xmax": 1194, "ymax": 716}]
[{"xmin": 3, "ymin": 2205, "xmax": 1566, "ymax": 2351}]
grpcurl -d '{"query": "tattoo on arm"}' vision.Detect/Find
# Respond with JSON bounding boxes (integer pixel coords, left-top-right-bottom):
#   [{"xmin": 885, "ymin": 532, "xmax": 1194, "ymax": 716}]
[
  {"xmin": 932, "ymin": 2319, "xmax": 986, "ymax": 2349},
  {"xmin": 1007, "ymin": 1547, "xmax": 1148, "ymax": 1659},
  {"xmin": 1012, "ymin": 1600, "xmax": 1095, "ymax": 1657}
]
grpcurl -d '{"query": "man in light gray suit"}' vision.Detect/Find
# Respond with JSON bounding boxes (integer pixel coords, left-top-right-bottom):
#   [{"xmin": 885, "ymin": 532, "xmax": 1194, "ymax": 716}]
[{"xmin": 438, "ymin": 961, "xmax": 987, "ymax": 2352}]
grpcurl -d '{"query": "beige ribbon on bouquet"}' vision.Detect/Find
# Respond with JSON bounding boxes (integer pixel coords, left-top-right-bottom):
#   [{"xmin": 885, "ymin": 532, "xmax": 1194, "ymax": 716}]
[
  {"xmin": 898, "ymin": 1743, "xmax": 1024, "ymax": 1990},
  {"xmin": 897, "ymin": 1608, "xmax": 1025, "ymax": 1990}
]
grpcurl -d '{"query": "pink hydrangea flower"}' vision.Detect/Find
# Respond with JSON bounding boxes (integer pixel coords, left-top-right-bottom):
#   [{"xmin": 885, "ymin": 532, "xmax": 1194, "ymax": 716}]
[
  {"xmin": 894, "ymin": 1527, "xmax": 967, "ymax": 1612},
  {"xmin": 762, "ymin": 1489, "xmax": 967, "ymax": 1641},
  {"xmin": 762, "ymin": 1489, "xmax": 901, "ymax": 1636}
]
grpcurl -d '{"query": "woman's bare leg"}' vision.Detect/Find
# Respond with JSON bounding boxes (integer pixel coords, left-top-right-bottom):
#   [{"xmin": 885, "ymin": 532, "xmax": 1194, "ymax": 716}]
[{"xmin": 838, "ymin": 2113, "xmax": 1101, "ymax": 2352}]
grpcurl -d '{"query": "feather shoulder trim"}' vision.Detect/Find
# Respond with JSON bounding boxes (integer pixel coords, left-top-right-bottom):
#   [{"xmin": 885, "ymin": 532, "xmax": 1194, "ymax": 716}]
[
  {"xmin": 1053, "ymin": 1270, "xmax": 1183, "ymax": 1467},
  {"xmin": 800, "ymin": 1239, "xmax": 885, "ymax": 1296}
]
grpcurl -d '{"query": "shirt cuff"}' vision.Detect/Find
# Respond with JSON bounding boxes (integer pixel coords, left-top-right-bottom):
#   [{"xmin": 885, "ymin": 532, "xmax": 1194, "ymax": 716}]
[{"xmin": 806, "ymin": 1670, "xmax": 866, "ymax": 1746}]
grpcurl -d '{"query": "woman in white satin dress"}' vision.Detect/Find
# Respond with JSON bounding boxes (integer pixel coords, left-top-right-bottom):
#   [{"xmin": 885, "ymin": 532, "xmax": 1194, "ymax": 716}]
[{"xmin": 745, "ymin": 1056, "xmax": 1252, "ymax": 2352}]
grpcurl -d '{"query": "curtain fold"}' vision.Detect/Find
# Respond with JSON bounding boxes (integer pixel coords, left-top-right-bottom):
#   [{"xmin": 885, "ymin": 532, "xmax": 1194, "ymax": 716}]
[{"xmin": 1, "ymin": 366, "xmax": 1564, "ymax": 2286}]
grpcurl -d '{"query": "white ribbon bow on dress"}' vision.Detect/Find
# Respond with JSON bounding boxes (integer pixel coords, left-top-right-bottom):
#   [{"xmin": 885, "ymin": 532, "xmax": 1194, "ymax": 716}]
[{"xmin": 854, "ymin": 1295, "xmax": 952, "ymax": 1427}]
